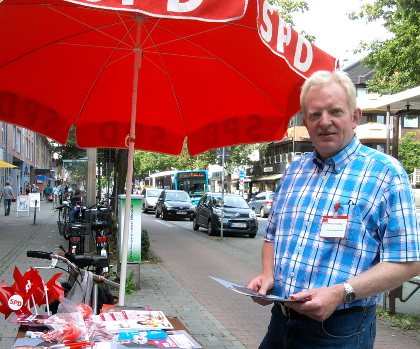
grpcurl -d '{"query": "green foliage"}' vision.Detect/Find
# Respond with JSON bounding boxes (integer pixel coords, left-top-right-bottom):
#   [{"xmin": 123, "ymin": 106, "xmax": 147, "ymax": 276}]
[
  {"xmin": 125, "ymin": 271, "xmax": 137, "ymax": 295},
  {"xmin": 269, "ymin": 0, "xmax": 314, "ymax": 41},
  {"xmin": 50, "ymin": 126, "xmax": 86, "ymax": 165},
  {"xmin": 398, "ymin": 132, "xmax": 420, "ymax": 173},
  {"xmin": 349, "ymin": 0, "xmax": 420, "ymax": 93},
  {"xmin": 269, "ymin": 0, "xmax": 309, "ymax": 26},
  {"xmin": 133, "ymin": 144, "xmax": 217, "ymax": 181},
  {"xmin": 226, "ymin": 143, "xmax": 268, "ymax": 173},
  {"xmin": 377, "ymin": 308, "xmax": 420, "ymax": 331},
  {"xmin": 141, "ymin": 228, "xmax": 151, "ymax": 261}
]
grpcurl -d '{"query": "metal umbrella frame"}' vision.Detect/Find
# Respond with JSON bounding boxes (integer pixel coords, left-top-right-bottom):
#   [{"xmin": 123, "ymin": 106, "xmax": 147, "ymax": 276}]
[{"xmin": 0, "ymin": 0, "xmax": 337, "ymax": 304}]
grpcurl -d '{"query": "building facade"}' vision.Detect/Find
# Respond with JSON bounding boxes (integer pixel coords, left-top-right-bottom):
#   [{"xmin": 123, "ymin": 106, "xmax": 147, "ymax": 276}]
[
  {"xmin": 243, "ymin": 60, "xmax": 420, "ymax": 195},
  {"xmin": 0, "ymin": 122, "xmax": 53, "ymax": 195}
]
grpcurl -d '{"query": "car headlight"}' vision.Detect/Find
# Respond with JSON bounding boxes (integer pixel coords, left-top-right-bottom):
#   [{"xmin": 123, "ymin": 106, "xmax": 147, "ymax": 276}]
[{"xmin": 249, "ymin": 211, "xmax": 257, "ymax": 219}]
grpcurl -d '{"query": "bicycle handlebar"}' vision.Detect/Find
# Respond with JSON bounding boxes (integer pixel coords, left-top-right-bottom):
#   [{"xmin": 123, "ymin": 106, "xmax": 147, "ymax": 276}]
[
  {"xmin": 26, "ymin": 251, "xmax": 119, "ymax": 289},
  {"xmin": 27, "ymin": 250, "xmax": 52, "ymax": 260}
]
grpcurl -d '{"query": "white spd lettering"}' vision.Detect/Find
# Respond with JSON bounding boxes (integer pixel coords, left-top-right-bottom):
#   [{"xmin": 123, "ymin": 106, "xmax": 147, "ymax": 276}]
[
  {"xmin": 277, "ymin": 18, "xmax": 291, "ymax": 54},
  {"xmin": 8, "ymin": 295, "xmax": 23, "ymax": 311},
  {"xmin": 259, "ymin": 0, "xmax": 313, "ymax": 73},
  {"xmin": 82, "ymin": 0, "xmax": 205, "ymax": 11},
  {"xmin": 167, "ymin": 0, "xmax": 204, "ymax": 12},
  {"xmin": 259, "ymin": 2, "xmax": 274, "ymax": 43},
  {"xmin": 294, "ymin": 35, "xmax": 313, "ymax": 72}
]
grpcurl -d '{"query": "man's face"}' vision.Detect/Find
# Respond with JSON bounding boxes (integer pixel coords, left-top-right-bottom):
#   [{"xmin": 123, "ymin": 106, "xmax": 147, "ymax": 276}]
[{"xmin": 302, "ymin": 81, "xmax": 362, "ymax": 162}]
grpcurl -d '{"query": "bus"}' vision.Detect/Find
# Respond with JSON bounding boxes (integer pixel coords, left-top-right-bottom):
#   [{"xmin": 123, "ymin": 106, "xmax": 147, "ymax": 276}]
[{"xmin": 149, "ymin": 170, "xmax": 209, "ymax": 204}]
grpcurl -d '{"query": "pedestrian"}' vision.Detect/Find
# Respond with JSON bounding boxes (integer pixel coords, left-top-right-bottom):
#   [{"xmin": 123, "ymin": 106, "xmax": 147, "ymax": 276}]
[
  {"xmin": 53, "ymin": 183, "xmax": 62, "ymax": 208},
  {"xmin": 0, "ymin": 181, "xmax": 15, "ymax": 216},
  {"xmin": 32, "ymin": 183, "xmax": 39, "ymax": 193},
  {"xmin": 44, "ymin": 184, "xmax": 52, "ymax": 201},
  {"xmin": 247, "ymin": 70, "xmax": 420, "ymax": 349},
  {"xmin": 25, "ymin": 184, "xmax": 31, "ymax": 195}
]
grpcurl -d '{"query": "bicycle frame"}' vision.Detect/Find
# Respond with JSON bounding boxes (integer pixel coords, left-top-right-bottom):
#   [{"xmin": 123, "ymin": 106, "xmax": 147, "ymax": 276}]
[{"xmin": 27, "ymin": 251, "xmax": 119, "ymax": 315}]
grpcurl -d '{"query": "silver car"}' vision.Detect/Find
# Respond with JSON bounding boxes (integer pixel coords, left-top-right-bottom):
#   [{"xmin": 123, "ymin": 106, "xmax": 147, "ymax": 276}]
[
  {"xmin": 141, "ymin": 188, "xmax": 163, "ymax": 213},
  {"xmin": 248, "ymin": 191, "xmax": 274, "ymax": 218}
]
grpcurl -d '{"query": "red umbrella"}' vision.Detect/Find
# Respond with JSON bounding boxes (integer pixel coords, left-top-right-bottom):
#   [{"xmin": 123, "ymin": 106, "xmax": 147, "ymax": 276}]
[{"xmin": 0, "ymin": 0, "xmax": 337, "ymax": 304}]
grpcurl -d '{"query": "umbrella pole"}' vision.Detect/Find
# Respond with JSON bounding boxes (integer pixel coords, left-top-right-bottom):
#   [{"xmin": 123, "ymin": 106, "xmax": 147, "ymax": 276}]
[{"xmin": 119, "ymin": 15, "xmax": 143, "ymax": 306}]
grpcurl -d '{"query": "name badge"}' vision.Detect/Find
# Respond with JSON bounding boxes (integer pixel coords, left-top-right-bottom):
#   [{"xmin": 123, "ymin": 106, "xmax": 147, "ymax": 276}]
[{"xmin": 320, "ymin": 215, "xmax": 348, "ymax": 239}]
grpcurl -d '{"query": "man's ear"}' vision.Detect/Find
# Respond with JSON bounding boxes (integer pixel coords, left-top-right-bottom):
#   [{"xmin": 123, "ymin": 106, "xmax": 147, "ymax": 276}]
[{"xmin": 352, "ymin": 108, "xmax": 362, "ymax": 129}]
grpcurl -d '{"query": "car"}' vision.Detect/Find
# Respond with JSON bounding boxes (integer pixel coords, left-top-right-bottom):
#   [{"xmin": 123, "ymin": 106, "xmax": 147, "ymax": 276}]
[
  {"xmin": 192, "ymin": 192, "xmax": 258, "ymax": 238},
  {"xmin": 141, "ymin": 188, "xmax": 163, "ymax": 213},
  {"xmin": 155, "ymin": 190, "xmax": 195, "ymax": 220},
  {"xmin": 248, "ymin": 191, "xmax": 274, "ymax": 218}
]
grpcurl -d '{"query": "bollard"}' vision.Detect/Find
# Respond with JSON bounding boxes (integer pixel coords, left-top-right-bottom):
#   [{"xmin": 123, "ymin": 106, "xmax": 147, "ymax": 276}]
[{"xmin": 33, "ymin": 199, "xmax": 37, "ymax": 224}]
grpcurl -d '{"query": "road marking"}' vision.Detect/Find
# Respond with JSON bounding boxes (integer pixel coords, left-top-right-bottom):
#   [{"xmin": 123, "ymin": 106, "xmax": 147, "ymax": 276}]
[{"xmin": 154, "ymin": 219, "xmax": 174, "ymax": 227}]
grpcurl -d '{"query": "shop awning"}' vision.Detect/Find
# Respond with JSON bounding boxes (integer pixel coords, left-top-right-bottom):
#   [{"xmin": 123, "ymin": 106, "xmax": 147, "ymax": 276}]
[{"xmin": 252, "ymin": 174, "xmax": 282, "ymax": 182}]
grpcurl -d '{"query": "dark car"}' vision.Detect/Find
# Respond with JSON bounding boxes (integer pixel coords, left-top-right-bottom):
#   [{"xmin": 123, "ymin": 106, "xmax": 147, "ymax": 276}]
[
  {"xmin": 192, "ymin": 192, "xmax": 258, "ymax": 238},
  {"xmin": 248, "ymin": 191, "xmax": 274, "ymax": 218},
  {"xmin": 155, "ymin": 190, "xmax": 195, "ymax": 220},
  {"xmin": 141, "ymin": 187, "xmax": 163, "ymax": 213}
]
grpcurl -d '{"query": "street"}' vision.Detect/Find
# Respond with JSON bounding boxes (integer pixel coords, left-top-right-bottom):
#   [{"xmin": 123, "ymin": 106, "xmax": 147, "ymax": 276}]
[
  {"xmin": 1, "ymin": 207, "xmax": 419, "ymax": 348},
  {"xmin": 141, "ymin": 212, "xmax": 271, "ymax": 349}
]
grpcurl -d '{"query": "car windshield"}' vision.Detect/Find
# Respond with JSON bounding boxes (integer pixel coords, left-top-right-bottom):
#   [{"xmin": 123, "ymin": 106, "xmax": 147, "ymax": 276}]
[
  {"xmin": 147, "ymin": 189, "xmax": 162, "ymax": 197},
  {"xmin": 213, "ymin": 195, "xmax": 249, "ymax": 208},
  {"xmin": 166, "ymin": 191, "xmax": 190, "ymax": 202}
]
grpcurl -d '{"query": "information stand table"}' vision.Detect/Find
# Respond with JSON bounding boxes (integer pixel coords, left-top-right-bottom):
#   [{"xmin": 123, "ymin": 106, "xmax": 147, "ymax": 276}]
[{"xmin": 15, "ymin": 316, "xmax": 190, "ymax": 339}]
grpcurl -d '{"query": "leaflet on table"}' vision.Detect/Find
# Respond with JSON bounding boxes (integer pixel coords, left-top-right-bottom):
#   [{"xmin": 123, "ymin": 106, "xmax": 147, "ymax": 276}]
[
  {"xmin": 95, "ymin": 310, "xmax": 174, "ymax": 331},
  {"xmin": 10, "ymin": 314, "xmax": 50, "ymax": 324},
  {"xmin": 149, "ymin": 330, "xmax": 203, "ymax": 348},
  {"xmin": 13, "ymin": 338, "xmax": 160, "ymax": 349},
  {"xmin": 210, "ymin": 276, "xmax": 301, "ymax": 302}
]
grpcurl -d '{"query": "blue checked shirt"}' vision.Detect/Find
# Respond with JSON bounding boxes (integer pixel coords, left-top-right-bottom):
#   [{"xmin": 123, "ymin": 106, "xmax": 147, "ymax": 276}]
[{"xmin": 266, "ymin": 136, "xmax": 420, "ymax": 308}]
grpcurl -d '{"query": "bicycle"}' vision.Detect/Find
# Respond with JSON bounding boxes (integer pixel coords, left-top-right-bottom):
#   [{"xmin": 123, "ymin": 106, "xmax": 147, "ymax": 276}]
[
  {"xmin": 56, "ymin": 203, "xmax": 94, "ymax": 254},
  {"xmin": 26, "ymin": 250, "xmax": 119, "ymax": 315},
  {"xmin": 88, "ymin": 202, "xmax": 112, "ymax": 267}
]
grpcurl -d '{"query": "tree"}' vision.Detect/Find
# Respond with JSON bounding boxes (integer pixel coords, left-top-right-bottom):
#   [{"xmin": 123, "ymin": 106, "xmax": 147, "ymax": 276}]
[
  {"xmin": 269, "ymin": 1, "xmax": 314, "ymax": 41},
  {"xmin": 349, "ymin": 0, "xmax": 420, "ymax": 94},
  {"xmin": 133, "ymin": 144, "xmax": 217, "ymax": 181},
  {"xmin": 398, "ymin": 132, "xmax": 420, "ymax": 174},
  {"xmin": 50, "ymin": 126, "xmax": 86, "ymax": 165}
]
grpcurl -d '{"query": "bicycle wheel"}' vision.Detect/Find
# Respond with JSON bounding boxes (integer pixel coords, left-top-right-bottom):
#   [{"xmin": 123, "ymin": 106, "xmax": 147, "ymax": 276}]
[
  {"xmin": 62, "ymin": 207, "xmax": 72, "ymax": 239},
  {"xmin": 62, "ymin": 206, "xmax": 71, "ymax": 223}
]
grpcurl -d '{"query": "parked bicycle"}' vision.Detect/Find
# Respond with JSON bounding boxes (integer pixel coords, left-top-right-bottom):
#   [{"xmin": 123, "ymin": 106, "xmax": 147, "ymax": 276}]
[
  {"xmin": 26, "ymin": 250, "xmax": 119, "ymax": 314},
  {"xmin": 88, "ymin": 202, "xmax": 112, "ymax": 269}
]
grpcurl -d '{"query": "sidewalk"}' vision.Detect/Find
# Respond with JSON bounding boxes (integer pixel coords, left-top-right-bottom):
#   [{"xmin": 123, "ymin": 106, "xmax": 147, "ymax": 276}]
[{"xmin": 0, "ymin": 202, "xmax": 419, "ymax": 348}]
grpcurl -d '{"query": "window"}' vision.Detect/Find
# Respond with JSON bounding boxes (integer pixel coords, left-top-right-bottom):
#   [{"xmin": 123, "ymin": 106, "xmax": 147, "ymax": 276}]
[
  {"xmin": 12, "ymin": 126, "xmax": 22, "ymax": 152},
  {"xmin": 402, "ymin": 116, "xmax": 419, "ymax": 129}
]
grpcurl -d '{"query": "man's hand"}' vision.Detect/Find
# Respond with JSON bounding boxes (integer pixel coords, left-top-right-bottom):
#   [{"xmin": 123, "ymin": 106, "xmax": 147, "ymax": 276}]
[
  {"xmin": 286, "ymin": 284, "xmax": 344, "ymax": 322},
  {"xmin": 247, "ymin": 273, "xmax": 275, "ymax": 306}
]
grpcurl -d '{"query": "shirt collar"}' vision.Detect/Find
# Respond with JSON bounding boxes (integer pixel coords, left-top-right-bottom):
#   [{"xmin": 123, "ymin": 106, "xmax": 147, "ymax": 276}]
[{"xmin": 312, "ymin": 136, "xmax": 361, "ymax": 173}]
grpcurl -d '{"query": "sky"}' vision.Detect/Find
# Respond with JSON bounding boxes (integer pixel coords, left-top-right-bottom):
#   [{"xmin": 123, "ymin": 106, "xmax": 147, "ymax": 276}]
[{"xmin": 291, "ymin": 0, "xmax": 392, "ymax": 66}]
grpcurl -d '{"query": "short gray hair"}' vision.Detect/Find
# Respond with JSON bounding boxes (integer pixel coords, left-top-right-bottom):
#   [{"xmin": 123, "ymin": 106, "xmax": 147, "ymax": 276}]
[{"xmin": 300, "ymin": 70, "xmax": 357, "ymax": 114}]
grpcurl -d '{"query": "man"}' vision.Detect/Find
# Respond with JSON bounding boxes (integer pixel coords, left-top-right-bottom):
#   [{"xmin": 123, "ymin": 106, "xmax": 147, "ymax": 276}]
[
  {"xmin": 44, "ymin": 184, "xmax": 52, "ymax": 201},
  {"xmin": 0, "ymin": 181, "xmax": 15, "ymax": 216},
  {"xmin": 52, "ymin": 183, "xmax": 62, "ymax": 208},
  {"xmin": 247, "ymin": 71, "xmax": 420, "ymax": 348}
]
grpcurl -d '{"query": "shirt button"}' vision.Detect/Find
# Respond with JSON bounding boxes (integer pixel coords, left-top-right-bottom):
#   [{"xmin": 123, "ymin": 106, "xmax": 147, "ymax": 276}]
[
  {"xmin": 322, "ymin": 176, "xmax": 326, "ymax": 179},
  {"xmin": 291, "ymin": 272, "xmax": 295, "ymax": 277},
  {"xmin": 337, "ymin": 167, "xmax": 341, "ymax": 171},
  {"xmin": 306, "ymin": 222, "xmax": 310, "ymax": 226},
  {"xmin": 298, "ymin": 247, "xmax": 302, "ymax": 251}
]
